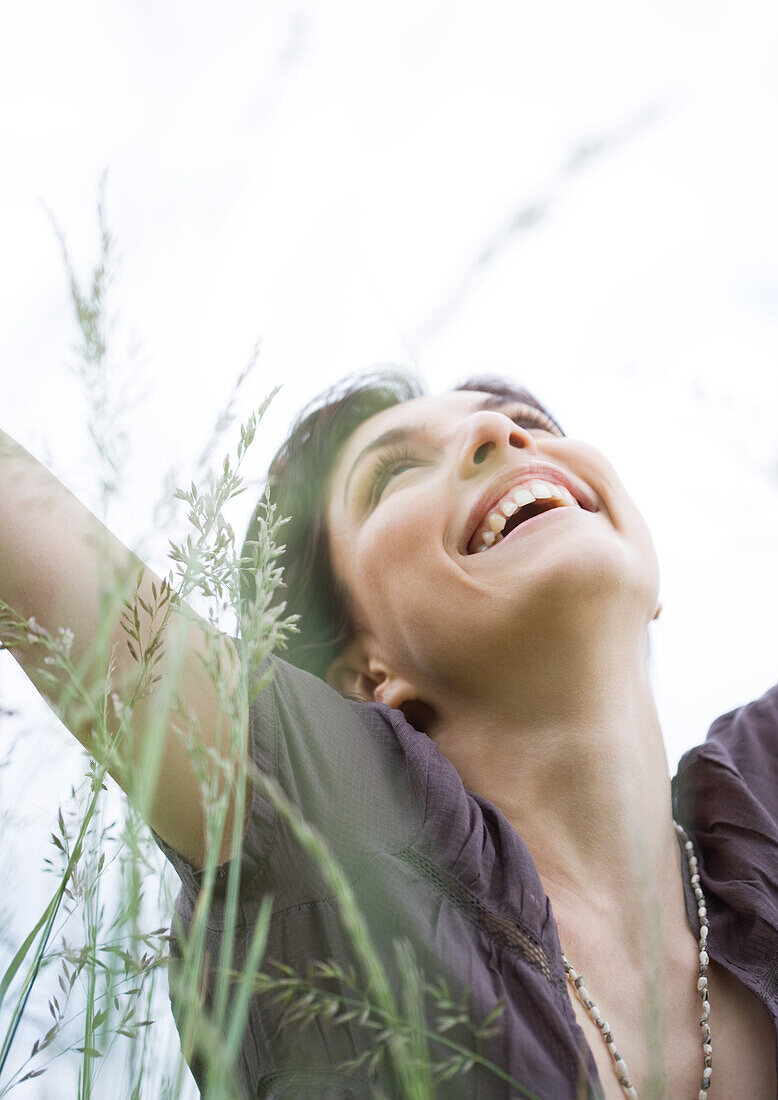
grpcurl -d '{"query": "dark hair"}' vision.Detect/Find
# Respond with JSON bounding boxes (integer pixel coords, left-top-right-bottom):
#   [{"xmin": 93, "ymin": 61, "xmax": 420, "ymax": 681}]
[{"xmin": 240, "ymin": 369, "xmax": 563, "ymax": 681}]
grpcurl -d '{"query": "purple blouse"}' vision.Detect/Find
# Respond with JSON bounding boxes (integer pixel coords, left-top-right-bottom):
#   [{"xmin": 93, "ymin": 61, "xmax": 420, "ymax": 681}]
[{"xmin": 157, "ymin": 659, "xmax": 778, "ymax": 1098}]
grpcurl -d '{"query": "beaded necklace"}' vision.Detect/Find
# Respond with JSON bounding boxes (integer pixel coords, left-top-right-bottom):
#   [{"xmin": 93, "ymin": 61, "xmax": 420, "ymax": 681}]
[{"xmin": 561, "ymin": 822, "xmax": 712, "ymax": 1099}]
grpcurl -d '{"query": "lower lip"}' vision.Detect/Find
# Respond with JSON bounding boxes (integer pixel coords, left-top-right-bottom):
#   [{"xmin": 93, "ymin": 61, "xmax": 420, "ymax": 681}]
[{"xmin": 474, "ymin": 505, "xmax": 579, "ymax": 554}]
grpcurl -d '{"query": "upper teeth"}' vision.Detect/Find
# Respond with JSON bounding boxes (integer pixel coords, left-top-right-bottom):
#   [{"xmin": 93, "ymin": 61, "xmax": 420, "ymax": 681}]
[{"xmin": 473, "ymin": 479, "xmax": 578, "ymax": 552}]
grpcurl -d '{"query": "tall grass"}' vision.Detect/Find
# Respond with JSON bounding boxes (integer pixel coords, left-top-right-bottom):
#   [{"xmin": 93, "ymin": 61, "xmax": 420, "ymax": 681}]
[{"xmin": 0, "ymin": 203, "xmax": 531, "ymax": 1098}]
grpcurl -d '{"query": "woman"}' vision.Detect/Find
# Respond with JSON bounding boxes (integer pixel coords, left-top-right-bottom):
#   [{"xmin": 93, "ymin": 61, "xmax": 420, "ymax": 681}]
[{"xmin": 1, "ymin": 372, "xmax": 776, "ymax": 1098}]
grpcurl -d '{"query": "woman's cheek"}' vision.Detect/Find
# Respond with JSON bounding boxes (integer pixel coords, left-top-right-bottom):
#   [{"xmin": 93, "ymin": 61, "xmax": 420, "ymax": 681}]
[{"xmin": 358, "ymin": 511, "xmax": 422, "ymax": 599}]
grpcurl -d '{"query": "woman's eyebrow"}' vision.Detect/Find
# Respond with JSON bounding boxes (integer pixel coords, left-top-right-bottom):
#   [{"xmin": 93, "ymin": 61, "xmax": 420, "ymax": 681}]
[
  {"xmin": 474, "ymin": 395, "xmax": 512, "ymax": 412},
  {"xmin": 343, "ymin": 424, "xmax": 427, "ymax": 502},
  {"xmin": 474, "ymin": 394, "xmax": 543, "ymax": 415}
]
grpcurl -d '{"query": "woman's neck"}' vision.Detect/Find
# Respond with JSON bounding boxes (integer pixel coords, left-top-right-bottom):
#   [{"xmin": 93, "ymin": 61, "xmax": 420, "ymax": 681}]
[{"xmin": 429, "ymin": 637, "xmax": 683, "ymax": 949}]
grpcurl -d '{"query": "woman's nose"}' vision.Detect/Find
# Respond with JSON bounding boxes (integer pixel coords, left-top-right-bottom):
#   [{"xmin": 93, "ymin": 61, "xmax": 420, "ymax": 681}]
[{"xmin": 456, "ymin": 411, "xmax": 537, "ymax": 479}]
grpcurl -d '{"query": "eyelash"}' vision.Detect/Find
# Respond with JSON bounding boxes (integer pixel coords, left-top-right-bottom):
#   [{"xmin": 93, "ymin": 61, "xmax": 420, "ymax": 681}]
[
  {"xmin": 368, "ymin": 447, "xmax": 419, "ymax": 505},
  {"xmin": 366, "ymin": 408, "xmax": 557, "ymax": 505},
  {"xmin": 511, "ymin": 407, "xmax": 559, "ymax": 434}
]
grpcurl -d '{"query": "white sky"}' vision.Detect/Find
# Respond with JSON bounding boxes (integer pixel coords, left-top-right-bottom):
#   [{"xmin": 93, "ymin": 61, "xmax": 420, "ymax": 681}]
[{"xmin": 2, "ymin": 1, "xmax": 778, "ymax": 1094}]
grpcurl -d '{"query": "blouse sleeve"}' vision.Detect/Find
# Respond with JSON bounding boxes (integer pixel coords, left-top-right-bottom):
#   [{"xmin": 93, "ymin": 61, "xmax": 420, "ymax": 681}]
[
  {"xmin": 672, "ymin": 680, "xmax": 778, "ymax": 981},
  {"xmin": 153, "ymin": 652, "xmax": 426, "ymax": 907}
]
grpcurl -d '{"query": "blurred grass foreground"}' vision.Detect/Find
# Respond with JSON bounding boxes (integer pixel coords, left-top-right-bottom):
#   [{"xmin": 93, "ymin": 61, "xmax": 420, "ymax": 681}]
[{"xmin": 0, "ymin": 208, "xmax": 531, "ymax": 1100}]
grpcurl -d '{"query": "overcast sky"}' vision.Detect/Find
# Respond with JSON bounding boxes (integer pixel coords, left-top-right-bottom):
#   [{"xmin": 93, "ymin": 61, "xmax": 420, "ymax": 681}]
[{"xmin": 2, "ymin": 1, "xmax": 778, "ymax": 1093}]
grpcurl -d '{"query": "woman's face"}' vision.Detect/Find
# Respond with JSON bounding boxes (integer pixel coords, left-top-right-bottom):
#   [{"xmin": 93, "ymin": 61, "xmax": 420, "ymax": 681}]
[{"xmin": 326, "ymin": 390, "xmax": 659, "ymax": 700}]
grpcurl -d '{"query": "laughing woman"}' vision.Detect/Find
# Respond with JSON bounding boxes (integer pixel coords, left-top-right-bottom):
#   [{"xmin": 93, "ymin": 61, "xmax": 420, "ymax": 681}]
[{"xmin": 1, "ymin": 371, "xmax": 777, "ymax": 1098}]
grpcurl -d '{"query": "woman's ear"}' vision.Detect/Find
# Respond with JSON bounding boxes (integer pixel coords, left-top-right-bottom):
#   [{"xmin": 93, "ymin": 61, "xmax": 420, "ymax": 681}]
[
  {"xmin": 326, "ymin": 638, "xmax": 421, "ymax": 712},
  {"xmin": 370, "ymin": 668, "xmax": 435, "ymax": 733},
  {"xmin": 370, "ymin": 668, "xmax": 419, "ymax": 711},
  {"xmin": 326, "ymin": 638, "xmax": 380, "ymax": 702}
]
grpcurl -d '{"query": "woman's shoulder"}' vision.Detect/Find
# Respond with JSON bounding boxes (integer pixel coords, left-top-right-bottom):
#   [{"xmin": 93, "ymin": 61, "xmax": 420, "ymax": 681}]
[
  {"xmin": 248, "ymin": 653, "xmax": 433, "ymax": 855},
  {"xmin": 672, "ymin": 679, "xmax": 778, "ymax": 861},
  {"xmin": 675, "ymin": 679, "xmax": 778, "ymax": 791}
]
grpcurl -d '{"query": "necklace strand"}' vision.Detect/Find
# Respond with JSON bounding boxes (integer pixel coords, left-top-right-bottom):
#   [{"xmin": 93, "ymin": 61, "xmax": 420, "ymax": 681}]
[{"xmin": 560, "ymin": 822, "xmax": 712, "ymax": 1100}]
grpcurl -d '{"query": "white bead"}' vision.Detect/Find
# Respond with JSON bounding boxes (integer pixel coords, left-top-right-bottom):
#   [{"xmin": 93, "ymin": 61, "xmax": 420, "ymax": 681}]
[{"xmin": 564, "ymin": 822, "xmax": 711, "ymax": 1100}]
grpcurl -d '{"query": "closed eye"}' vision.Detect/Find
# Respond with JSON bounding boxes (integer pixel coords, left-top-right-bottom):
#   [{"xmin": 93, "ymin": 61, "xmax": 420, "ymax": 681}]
[
  {"xmin": 368, "ymin": 447, "xmax": 423, "ymax": 505},
  {"xmin": 509, "ymin": 404, "xmax": 562, "ymax": 435}
]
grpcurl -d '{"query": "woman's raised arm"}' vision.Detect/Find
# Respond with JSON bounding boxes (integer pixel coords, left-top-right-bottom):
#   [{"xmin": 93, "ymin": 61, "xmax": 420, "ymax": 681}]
[{"xmin": 0, "ymin": 427, "xmax": 243, "ymax": 870}]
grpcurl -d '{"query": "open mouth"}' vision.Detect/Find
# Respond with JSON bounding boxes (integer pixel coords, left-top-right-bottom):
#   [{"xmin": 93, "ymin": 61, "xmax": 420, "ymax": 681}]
[
  {"xmin": 497, "ymin": 497, "xmax": 566, "ymax": 537},
  {"xmin": 466, "ymin": 477, "xmax": 584, "ymax": 554}
]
